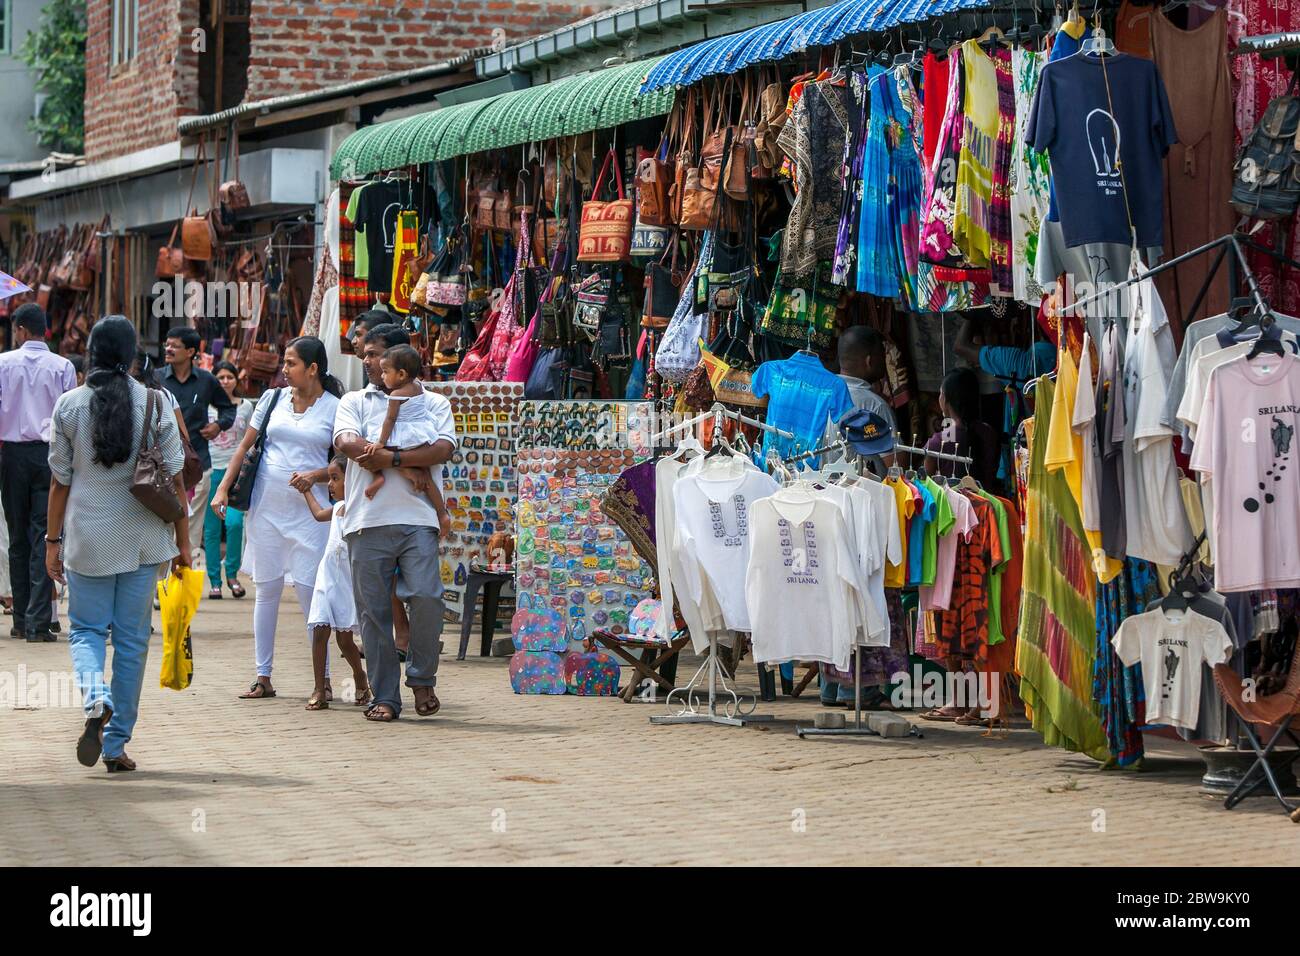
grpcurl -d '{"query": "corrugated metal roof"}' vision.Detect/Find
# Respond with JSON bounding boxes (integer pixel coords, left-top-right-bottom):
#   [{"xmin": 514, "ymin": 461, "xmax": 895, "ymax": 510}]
[
  {"xmin": 640, "ymin": 0, "xmax": 995, "ymax": 91},
  {"xmin": 331, "ymin": 56, "xmax": 674, "ymax": 177}
]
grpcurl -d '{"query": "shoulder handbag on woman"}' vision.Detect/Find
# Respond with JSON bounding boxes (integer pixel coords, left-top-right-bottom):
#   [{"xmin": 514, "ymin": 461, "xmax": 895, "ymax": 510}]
[
  {"xmin": 226, "ymin": 388, "xmax": 281, "ymax": 511},
  {"xmin": 131, "ymin": 390, "xmax": 186, "ymax": 524}
]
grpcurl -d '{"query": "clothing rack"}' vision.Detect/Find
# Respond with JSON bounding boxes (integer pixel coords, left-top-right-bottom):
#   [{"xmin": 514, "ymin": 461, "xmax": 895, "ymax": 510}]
[
  {"xmin": 781, "ymin": 439, "xmax": 973, "ymax": 467},
  {"xmin": 650, "ymin": 401, "xmax": 795, "ymax": 446},
  {"xmin": 650, "ymin": 400, "xmax": 776, "ymax": 729}
]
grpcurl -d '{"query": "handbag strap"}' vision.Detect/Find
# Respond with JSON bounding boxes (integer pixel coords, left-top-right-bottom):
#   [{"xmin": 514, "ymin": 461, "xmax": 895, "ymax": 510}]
[
  {"xmin": 139, "ymin": 388, "xmax": 157, "ymax": 455},
  {"xmin": 253, "ymin": 387, "xmax": 281, "ymax": 451},
  {"xmin": 590, "ymin": 147, "xmax": 625, "ymax": 201}
]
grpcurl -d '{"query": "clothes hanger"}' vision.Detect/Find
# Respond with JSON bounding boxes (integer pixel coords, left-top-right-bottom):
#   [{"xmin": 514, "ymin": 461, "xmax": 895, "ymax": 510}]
[
  {"xmin": 1246, "ymin": 310, "xmax": 1285, "ymax": 360},
  {"xmin": 669, "ymin": 434, "xmax": 704, "ymax": 461}
]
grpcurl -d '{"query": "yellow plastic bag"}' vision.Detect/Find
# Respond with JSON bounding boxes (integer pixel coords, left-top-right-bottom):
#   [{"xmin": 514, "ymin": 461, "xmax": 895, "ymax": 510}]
[{"xmin": 158, "ymin": 568, "xmax": 203, "ymax": 690}]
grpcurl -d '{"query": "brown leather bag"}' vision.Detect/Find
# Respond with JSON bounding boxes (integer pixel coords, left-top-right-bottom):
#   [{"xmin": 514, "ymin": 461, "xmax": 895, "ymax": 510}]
[
  {"xmin": 218, "ymin": 127, "xmax": 251, "ymax": 212},
  {"xmin": 157, "ymin": 223, "xmax": 184, "ymax": 278},
  {"xmin": 724, "ymin": 78, "xmax": 754, "ymax": 200},
  {"xmin": 182, "ymin": 207, "xmax": 213, "ymax": 261},
  {"xmin": 493, "ymin": 188, "xmax": 514, "ymax": 232},
  {"xmin": 131, "ymin": 390, "xmax": 185, "ymax": 524}
]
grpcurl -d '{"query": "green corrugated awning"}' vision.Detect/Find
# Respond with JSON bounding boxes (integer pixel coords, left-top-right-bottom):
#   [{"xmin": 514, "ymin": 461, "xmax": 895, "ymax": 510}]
[{"xmin": 330, "ymin": 55, "xmax": 674, "ymax": 177}]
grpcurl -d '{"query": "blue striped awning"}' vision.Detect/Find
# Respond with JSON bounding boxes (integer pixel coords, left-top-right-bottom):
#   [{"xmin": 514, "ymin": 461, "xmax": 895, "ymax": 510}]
[{"xmin": 641, "ymin": 0, "xmax": 994, "ymax": 91}]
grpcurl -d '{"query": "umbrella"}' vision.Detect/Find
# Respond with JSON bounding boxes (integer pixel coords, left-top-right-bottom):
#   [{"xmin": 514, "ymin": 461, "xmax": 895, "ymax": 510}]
[{"xmin": 0, "ymin": 271, "xmax": 30, "ymax": 301}]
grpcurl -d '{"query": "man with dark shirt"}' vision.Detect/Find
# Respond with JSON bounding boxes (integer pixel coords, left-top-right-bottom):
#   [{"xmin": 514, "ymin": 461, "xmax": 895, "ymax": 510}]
[{"xmin": 161, "ymin": 326, "xmax": 236, "ymax": 566}]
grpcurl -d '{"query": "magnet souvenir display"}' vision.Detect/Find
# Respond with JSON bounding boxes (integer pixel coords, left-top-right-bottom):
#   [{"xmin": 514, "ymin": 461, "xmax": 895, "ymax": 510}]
[
  {"xmin": 513, "ymin": 401, "xmax": 656, "ymax": 647},
  {"xmin": 428, "ymin": 382, "xmax": 524, "ymax": 622}
]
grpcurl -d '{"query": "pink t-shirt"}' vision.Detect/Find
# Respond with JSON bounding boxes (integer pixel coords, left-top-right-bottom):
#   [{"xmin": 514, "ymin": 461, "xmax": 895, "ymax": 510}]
[
  {"xmin": 1189, "ymin": 352, "xmax": 1300, "ymax": 592},
  {"xmin": 919, "ymin": 487, "xmax": 977, "ymax": 611}
]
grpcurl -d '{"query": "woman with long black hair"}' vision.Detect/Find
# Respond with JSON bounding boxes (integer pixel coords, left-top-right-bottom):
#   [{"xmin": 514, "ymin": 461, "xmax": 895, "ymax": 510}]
[
  {"xmin": 45, "ymin": 316, "xmax": 189, "ymax": 773},
  {"xmin": 211, "ymin": 336, "xmax": 344, "ymax": 701}
]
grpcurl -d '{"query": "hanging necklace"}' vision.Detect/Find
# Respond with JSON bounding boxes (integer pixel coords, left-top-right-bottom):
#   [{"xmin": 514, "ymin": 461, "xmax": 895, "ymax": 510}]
[{"xmin": 709, "ymin": 494, "xmax": 749, "ymax": 548}]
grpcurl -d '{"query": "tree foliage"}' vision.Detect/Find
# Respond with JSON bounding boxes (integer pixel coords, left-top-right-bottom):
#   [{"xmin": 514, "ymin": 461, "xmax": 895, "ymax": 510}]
[{"xmin": 19, "ymin": 0, "xmax": 86, "ymax": 154}]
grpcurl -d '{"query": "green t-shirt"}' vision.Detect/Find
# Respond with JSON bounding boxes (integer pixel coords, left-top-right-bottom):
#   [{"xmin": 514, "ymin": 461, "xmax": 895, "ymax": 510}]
[
  {"xmin": 346, "ymin": 183, "xmax": 370, "ymax": 281},
  {"xmin": 973, "ymin": 490, "xmax": 1011, "ymax": 645},
  {"xmin": 920, "ymin": 476, "xmax": 955, "ymax": 586}
]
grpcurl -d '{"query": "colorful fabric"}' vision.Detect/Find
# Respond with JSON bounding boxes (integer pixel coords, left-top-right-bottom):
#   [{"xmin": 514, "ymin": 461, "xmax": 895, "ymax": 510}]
[
  {"xmin": 989, "ymin": 47, "xmax": 1016, "ymax": 294},
  {"xmin": 857, "ymin": 67, "xmax": 898, "ymax": 298},
  {"xmin": 1015, "ymin": 376, "xmax": 1107, "ymax": 761},
  {"xmin": 509, "ymin": 650, "xmax": 567, "ymax": 694},
  {"xmin": 833, "ymin": 69, "xmax": 870, "ymax": 287},
  {"xmin": 1093, "ymin": 558, "xmax": 1162, "ymax": 767}
]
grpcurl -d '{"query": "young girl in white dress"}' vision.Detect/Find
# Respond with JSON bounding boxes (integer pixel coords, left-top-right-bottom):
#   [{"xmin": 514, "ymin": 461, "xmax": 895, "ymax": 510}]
[{"xmin": 302, "ymin": 457, "xmax": 370, "ymax": 711}]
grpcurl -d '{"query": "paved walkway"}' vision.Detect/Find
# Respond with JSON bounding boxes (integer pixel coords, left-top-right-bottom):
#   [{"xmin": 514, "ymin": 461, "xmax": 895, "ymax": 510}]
[{"xmin": 1, "ymin": 585, "xmax": 1296, "ymax": 866}]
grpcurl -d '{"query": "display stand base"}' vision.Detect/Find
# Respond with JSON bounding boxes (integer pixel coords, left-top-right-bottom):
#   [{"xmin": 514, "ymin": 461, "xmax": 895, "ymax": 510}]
[
  {"xmin": 1198, "ymin": 744, "xmax": 1300, "ymax": 797},
  {"xmin": 651, "ymin": 713, "xmax": 775, "ymax": 727}
]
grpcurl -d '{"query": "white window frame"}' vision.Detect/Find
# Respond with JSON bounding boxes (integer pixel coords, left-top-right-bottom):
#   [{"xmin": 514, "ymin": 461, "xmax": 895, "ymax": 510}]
[{"xmin": 111, "ymin": 0, "xmax": 138, "ymax": 68}]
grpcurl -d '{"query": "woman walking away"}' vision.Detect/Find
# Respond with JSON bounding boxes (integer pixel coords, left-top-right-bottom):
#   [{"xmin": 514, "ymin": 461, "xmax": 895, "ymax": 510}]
[
  {"xmin": 204, "ymin": 361, "xmax": 252, "ymax": 599},
  {"xmin": 211, "ymin": 336, "xmax": 342, "ymax": 701},
  {"xmin": 301, "ymin": 456, "xmax": 370, "ymax": 711},
  {"xmin": 46, "ymin": 316, "xmax": 189, "ymax": 773}
]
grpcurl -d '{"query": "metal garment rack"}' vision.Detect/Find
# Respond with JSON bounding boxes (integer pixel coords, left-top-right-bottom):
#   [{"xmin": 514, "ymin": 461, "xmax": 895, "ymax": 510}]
[
  {"xmin": 649, "ymin": 402, "xmax": 782, "ymax": 728},
  {"xmin": 782, "ymin": 439, "xmax": 973, "ymax": 468}
]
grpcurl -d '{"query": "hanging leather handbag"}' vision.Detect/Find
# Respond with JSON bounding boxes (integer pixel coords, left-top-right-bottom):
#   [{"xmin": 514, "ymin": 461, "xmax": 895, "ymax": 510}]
[
  {"xmin": 577, "ymin": 147, "xmax": 634, "ymax": 263},
  {"xmin": 182, "ymin": 207, "xmax": 214, "ymax": 261},
  {"xmin": 219, "ymin": 127, "xmax": 251, "ymax": 213},
  {"xmin": 226, "ymin": 387, "xmax": 280, "ymax": 511},
  {"xmin": 157, "ymin": 222, "xmax": 185, "ymax": 278},
  {"xmin": 636, "ymin": 135, "xmax": 675, "ymax": 227},
  {"xmin": 642, "ymin": 236, "xmax": 685, "ymax": 329},
  {"xmin": 493, "ymin": 187, "xmax": 514, "ymax": 232},
  {"xmin": 723, "ymin": 78, "xmax": 752, "ymax": 201},
  {"xmin": 130, "ymin": 390, "xmax": 186, "ymax": 524}
]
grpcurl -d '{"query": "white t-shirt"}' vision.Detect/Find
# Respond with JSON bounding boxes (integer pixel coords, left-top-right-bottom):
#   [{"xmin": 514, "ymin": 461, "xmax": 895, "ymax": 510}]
[
  {"xmin": 818, "ymin": 482, "xmax": 885, "ymax": 643},
  {"xmin": 745, "ymin": 494, "xmax": 863, "ymax": 671},
  {"xmin": 1177, "ymin": 332, "xmax": 1300, "ymax": 445},
  {"xmin": 674, "ymin": 465, "xmax": 779, "ymax": 632},
  {"xmin": 851, "ymin": 477, "xmax": 903, "ymax": 637},
  {"xmin": 332, "ymin": 384, "xmax": 457, "ymax": 538},
  {"xmin": 1112, "ymin": 607, "xmax": 1232, "ymax": 730},
  {"xmin": 1071, "ymin": 334, "xmax": 1101, "ymax": 534},
  {"xmin": 1120, "ymin": 279, "xmax": 1194, "ymax": 566},
  {"xmin": 654, "ymin": 454, "xmax": 727, "ymax": 650}
]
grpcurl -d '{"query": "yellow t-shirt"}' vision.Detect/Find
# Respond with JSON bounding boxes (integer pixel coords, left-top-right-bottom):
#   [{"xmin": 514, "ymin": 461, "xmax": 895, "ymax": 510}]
[
  {"xmin": 884, "ymin": 477, "xmax": 915, "ymax": 588},
  {"xmin": 1044, "ymin": 348, "xmax": 1121, "ymax": 583}
]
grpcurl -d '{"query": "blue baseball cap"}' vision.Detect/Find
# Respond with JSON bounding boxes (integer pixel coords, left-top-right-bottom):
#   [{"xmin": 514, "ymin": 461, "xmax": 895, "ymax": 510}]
[{"xmin": 839, "ymin": 408, "xmax": 894, "ymax": 457}]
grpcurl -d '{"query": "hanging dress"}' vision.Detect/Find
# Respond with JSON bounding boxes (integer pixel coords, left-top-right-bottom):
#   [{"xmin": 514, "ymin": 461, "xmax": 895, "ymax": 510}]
[
  {"xmin": 857, "ymin": 66, "xmax": 898, "ymax": 298},
  {"xmin": 890, "ymin": 65, "xmax": 926, "ymax": 311},
  {"xmin": 1015, "ymin": 375, "xmax": 1107, "ymax": 761},
  {"xmin": 833, "ymin": 68, "xmax": 870, "ymax": 287},
  {"xmin": 1010, "ymin": 47, "xmax": 1050, "ymax": 306}
]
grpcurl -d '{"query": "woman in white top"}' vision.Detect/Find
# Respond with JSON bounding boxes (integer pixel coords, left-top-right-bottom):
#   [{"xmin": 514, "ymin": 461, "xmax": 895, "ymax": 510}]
[
  {"xmin": 203, "ymin": 361, "xmax": 254, "ymax": 599},
  {"xmin": 211, "ymin": 337, "xmax": 343, "ymax": 700}
]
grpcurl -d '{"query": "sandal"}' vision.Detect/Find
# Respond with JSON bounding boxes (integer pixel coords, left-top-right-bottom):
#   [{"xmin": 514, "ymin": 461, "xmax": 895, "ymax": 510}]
[
  {"xmin": 954, "ymin": 714, "xmax": 988, "ymax": 726},
  {"xmin": 413, "ymin": 686, "xmax": 440, "ymax": 717},
  {"xmin": 227, "ymin": 578, "xmax": 246, "ymax": 599},
  {"xmin": 104, "ymin": 753, "xmax": 137, "ymax": 773},
  {"xmin": 364, "ymin": 703, "xmax": 396, "ymax": 722},
  {"xmin": 323, "ymin": 683, "xmax": 333, "ymax": 703},
  {"xmin": 208, "ymin": 587, "xmax": 223, "ymax": 600},
  {"xmin": 76, "ymin": 706, "xmax": 113, "ymax": 767},
  {"xmin": 354, "ymin": 687, "xmax": 373, "ymax": 708},
  {"xmin": 919, "ymin": 708, "xmax": 960, "ymax": 722},
  {"xmin": 239, "ymin": 680, "xmax": 276, "ymax": 699},
  {"xmin": 305, "ymin": 692, "xmax": 329, "ymax": 711}
]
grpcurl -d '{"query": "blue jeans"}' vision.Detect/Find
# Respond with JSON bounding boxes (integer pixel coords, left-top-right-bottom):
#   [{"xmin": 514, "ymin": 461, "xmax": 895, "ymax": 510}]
[
  {"xmin": 66, "ymin": 563, "xmax": 161, "ymax": 760},
  {"xmin": 203, "ymin": 466, "xmax": 244, "ymax": 587}
]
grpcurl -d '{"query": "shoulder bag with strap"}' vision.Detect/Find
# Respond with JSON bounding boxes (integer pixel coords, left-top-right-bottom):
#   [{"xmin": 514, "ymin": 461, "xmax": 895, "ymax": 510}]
[
  {"xmin": 226, "ymin": 387, "xmax": 281, "ymax": 511},
  {"xmin": 131, "ymin": 389, "xmax": 186, "ymax": 524}
]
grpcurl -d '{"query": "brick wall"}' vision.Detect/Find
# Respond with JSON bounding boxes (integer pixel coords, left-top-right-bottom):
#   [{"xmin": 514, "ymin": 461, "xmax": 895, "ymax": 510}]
[
  {"xmin": 85, "ymin": 0, "xmax": 202, "ymax": 162},
  {"xmin": 84, "ymin": 0, "xmax": 618, "ymax": 161},
  {"xmin": 245, "ymin": 1, "xmax": 615, "ymax": 99}
]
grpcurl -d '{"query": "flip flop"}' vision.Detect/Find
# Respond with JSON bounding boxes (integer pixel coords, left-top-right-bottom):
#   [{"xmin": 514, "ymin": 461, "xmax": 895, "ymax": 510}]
[
  {"xmin": 354, "ymin": 687, "xmax": 374, "ymax": 708},
  {"xmin": 239, "ymin": 680, "xmax": 276, "ymax": 699},
  {"xmin": 364, "ymin": 703, "xmax": 396, "ymax": 722},
  {"xmin": 919, "ymin": 708, "xmax": 959, "ymax": 722},
  {"xmin": 305, "ymin": 692, "xmax": 329, "ymax": 711}
]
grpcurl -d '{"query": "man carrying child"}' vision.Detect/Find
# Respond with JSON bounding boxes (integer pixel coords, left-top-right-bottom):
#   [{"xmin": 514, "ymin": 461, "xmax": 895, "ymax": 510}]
[{"xmin": 332, "ymin": 324, "xmax": 457, "ymax": 722}]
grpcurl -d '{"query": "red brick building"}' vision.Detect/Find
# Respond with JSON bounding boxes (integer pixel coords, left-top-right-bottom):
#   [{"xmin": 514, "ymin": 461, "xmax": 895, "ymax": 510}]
[{"xmin": 83, "ymin": 0, "xmax": 611, "ymax": 162}]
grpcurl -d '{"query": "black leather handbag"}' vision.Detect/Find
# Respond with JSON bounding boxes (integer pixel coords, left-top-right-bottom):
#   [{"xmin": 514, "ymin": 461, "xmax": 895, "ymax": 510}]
[{"xmin": 226, "ymin": 388, "xmax": 280, "ymax": 511}]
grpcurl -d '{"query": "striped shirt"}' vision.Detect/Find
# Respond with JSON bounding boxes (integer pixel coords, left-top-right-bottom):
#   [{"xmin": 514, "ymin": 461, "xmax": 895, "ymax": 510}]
[{"xmin": 49, "ymin": 379, "xmax": 185, "ymax": 576}]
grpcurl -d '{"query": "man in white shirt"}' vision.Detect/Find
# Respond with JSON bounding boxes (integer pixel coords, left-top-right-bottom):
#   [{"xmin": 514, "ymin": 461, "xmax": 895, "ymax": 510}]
[{"xmin": 333, "ymin": 324, "xmax": 456, "ymax": 722}]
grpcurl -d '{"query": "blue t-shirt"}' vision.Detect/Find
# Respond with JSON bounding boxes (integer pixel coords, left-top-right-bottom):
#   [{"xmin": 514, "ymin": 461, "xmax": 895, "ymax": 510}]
[
  {"xmin": 980, "ymin": 342, "xmax": 1058, "ymax": 388},
  {"xmin": 752, "ymin": 352, "xmax": 854, "ymax": 460},
  {"xmin": 1044, "ymin": 26, "xmax": 1090, "ymax": 223},
  {"xmin": 1027, "ymin": 52, "xmax": 1177, "ymax": 249},
  {"xmin": 906, "ymin": 481, "xmax": 935, "ymax": 586}
]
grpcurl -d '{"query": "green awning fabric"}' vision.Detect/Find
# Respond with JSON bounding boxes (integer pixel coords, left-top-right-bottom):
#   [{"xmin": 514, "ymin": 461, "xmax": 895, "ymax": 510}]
[{"xmin": 330, "ymin": 55, "xmax": 672, "ymax": 178}]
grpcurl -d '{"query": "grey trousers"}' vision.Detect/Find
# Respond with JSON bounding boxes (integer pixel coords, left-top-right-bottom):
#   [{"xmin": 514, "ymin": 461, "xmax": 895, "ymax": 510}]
[{"xmin": 346, "ymin": 524, "xmax": 445, "ymax": 716}]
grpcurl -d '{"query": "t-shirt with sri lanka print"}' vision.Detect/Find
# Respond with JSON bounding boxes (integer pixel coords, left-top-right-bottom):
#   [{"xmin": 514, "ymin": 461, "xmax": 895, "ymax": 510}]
[
  {"xmin": 1113, "ymin": 607, "xmax": 1232, "ymax": 731},
  {"xmin": 1189, "ymin": 352, "xmax": 1300, "ymax": 592}
]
